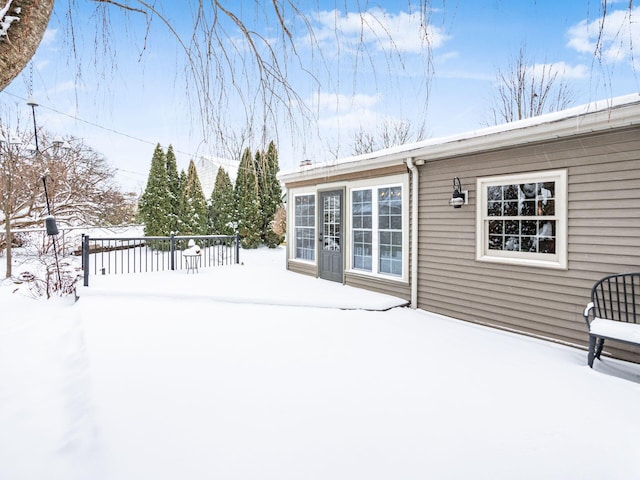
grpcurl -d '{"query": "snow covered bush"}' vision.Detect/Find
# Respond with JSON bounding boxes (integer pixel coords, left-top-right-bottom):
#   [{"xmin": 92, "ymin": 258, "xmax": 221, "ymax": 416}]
[{"xmin": 16, "ymin": 255, "xmax": 81, "ymax": 299}]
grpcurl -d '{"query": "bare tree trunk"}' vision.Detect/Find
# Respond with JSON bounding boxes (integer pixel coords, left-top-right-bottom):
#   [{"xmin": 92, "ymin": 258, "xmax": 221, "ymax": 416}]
[
  {"xmin": 0, "ymin": 0, "xmax": 54, "ymax": 92},
  {"xmin": 2, "ymin": 145, "xmax": 13, "ymax": 279},
  {"xmin": 4, "ymin": 211, "xmax": 10, "ymax": 279}
]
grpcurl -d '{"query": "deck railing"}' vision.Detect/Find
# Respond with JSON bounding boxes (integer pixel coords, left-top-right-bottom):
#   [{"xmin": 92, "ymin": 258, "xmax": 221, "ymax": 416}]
[{"xmin": 81, "ymin": 233, "xmax": 240, "ymax": 286}]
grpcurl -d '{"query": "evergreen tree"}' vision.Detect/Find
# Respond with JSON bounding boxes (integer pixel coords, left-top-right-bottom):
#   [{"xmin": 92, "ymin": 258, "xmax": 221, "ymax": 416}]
[
  {"xmin": 179, "ymin": 159, "xmax": 208, "ymax": 235},
  {"xmin": 258, "ymin": 141, "xmax": 284, "ymax": 247},
  {"xmin": 165, "ymin": 145, "xmax": 181, "ymax": 233},
  {"xmin": 138, "ymin": 144, "xmax": 171, "ymax": 236},
  {"xmin": 234, "ymin": 147, "xmax": 261, "ymax": 248},
  {"xmin": 209, "ymin": 167, "xmax": 235, "ymax": 235},
  {"xmin": 179, "ymin": 169, "xmax": 187, "ymax": 190}
]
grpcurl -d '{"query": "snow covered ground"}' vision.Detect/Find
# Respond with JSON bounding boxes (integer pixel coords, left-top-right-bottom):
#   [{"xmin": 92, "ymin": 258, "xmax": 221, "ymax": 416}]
[{"xmin": 1, "ymin": 246, "xmax": 640, "ymax": 480}]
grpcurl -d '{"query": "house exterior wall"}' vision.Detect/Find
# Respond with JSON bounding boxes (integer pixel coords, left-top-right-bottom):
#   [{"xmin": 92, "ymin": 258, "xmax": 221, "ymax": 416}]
[{"xmin": 416, "ymin": 125, "xmax": 640, "ymax": 362}]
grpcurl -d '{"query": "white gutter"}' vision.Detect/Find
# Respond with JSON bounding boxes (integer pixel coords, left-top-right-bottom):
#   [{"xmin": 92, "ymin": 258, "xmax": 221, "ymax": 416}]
[{"xmin": 406, "ymin": 157, "xmax": 419, "ymax": 309}]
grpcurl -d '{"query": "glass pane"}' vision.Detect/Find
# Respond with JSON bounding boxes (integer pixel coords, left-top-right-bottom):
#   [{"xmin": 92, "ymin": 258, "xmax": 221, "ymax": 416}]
[
  {"xmin": 504, "ymin": 184, "xmax": 518, "ymax": 200},
  {"xmin": 519, "ymin": 200, "xmax": 535, "ymax": 216},
  {"xmin": 504, "ymin": 236, "xmax": 519, "ymax": 251},
  {"xmin": 379, "ymin": 259, "xmax": 391, "ymax": 274},
  {"xmin": 488, "ymin": 236, "xmax": 503, "ymax": 250},
  {"xmin": 489, "ymin": 220, "xmax": 503, "ymax": 235},
  {"xmin": 540, "ymin": 182, "xmax": 555, "ymax": 199},
  {"xmin": 487, "ymin": 185, "xmax": 502, "ymax": 201},
  {"xmin": 538, "ymin": 199, "xmax": 555, "ymax": 216},
  {"xmin": 295, "ymin": 227, "xmax": 315, "ymax": 261},
  {"xmin": 390, "ymin": 260, "xmax": 402, "ymax": 276},
  {"xmin": 539, "ymin": 239, "xmax": 556, "ymax": 254},
  {"xmin": 503, "ymin": 201, "xmax": 518, "ymax": 216},
  {"xmin": 505, "ymin": 220, "xmax": 519, "ymax": 235},
  {"xmin": 538, "ymin": 220, "xmax": 554, "ymax": 237},
  {"xmin": 488, "ymin": 201, "xmax": 502, "ymax": 216},
  {"xmin": 519, "ymin": 183, "xmax": 537, "ymax": 200},
  {"xmin": 521, "ymin": 237, "xmax": 535, "ymax": 252},
  {"xmin": 389, "ymin": 202, "xmax": 402, "ymax": 215},
  {"xmin": 521, "ymin": 220, "xmax": 537, "ymax": 236}
]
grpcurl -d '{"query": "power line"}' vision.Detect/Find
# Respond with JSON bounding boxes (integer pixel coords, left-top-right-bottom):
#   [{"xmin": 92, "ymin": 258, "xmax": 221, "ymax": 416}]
[
  {"xmin": 1, "ymin": 90, "xmax": 203, "ymax": 160},
  {"xmin": 1, "ymin": 90, "xmax": 244, "ymax": 177}
]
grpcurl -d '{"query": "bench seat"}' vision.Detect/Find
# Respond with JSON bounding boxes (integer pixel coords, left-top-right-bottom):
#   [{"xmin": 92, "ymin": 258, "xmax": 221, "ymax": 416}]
[{"xmin": 590, "ymin": 318, "xmax": 640, "ymax": 345}]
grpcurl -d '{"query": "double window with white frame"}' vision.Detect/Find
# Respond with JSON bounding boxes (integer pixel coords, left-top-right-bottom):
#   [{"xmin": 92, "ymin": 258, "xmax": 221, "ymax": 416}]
[
  {"xmin": 476, "ymin": 169, "xmax": 567, "ymax": 269},
  {"xmin": 351, "ymin": 184, "xmax": 404, "ymax": 277}
]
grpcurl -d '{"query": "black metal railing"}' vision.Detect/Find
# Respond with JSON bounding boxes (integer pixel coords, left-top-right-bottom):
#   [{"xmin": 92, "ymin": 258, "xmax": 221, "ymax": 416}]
[{"xmin": 81, "ymin": 233, "xmax": 240, "ymax": 286}]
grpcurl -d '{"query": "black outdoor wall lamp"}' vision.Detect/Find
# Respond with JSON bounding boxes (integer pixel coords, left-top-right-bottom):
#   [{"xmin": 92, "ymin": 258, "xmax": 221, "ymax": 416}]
[{"xmin": 448, "ymin": 177, "xmax": 468, "ymax": 208}]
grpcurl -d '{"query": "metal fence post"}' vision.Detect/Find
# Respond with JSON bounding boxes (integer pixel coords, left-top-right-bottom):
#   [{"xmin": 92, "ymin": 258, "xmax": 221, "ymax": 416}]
[
  {"xmin": 82, "ymin": 234, "xmax": 90, "ymax": 287},
  {"xmin": 235, "ymin": 232, "xmax": 240, "ymax": 264},
  {"xmin": 170, "ymin": 232, "xmax": 176, "ymax": 271}
]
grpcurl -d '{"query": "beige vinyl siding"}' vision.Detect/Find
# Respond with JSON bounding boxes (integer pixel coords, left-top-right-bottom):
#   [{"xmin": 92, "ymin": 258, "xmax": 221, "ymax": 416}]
[
  {"xmin": 286, "ymin": 255, "xmax": 412, "ymax": 301},
  {"xmin": 417, "ymin": 126, "xmax": 640, "ymax": 362},
  {"xmin": 286, "ymin": 259, "xmax": 317, "ymax": 277},
  {"xmin": 345, "ymin": 271, "xmax": 411, "ymax": 301}
]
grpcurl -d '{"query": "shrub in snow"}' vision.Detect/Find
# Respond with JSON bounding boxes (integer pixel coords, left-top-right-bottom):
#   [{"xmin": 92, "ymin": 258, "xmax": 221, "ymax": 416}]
[{"xmin": 15, "ymin": 256, "xmax": 81, "ymax": 300}]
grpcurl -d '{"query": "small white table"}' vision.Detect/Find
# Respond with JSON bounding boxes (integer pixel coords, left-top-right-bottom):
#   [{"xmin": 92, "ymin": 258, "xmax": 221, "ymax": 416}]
[{"xmin": 184, "ymin": 253, "xmax": 200, "ymax": 274}]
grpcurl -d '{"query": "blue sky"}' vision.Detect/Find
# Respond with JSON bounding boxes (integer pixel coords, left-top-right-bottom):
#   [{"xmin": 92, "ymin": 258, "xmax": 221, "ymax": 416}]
[{"xmin": 2, "ymin": 1, "xmax": 638, "ymax": 193}]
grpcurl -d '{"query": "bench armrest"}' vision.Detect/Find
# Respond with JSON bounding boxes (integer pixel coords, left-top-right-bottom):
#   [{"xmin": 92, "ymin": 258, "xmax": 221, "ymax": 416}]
[{"xmin": 583, "ymin": 302, "xmax": 594, "ymax": 328}]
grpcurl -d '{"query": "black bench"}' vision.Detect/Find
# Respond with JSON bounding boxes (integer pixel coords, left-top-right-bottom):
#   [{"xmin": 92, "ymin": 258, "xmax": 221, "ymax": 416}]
[{"xmin": 583, "ymin": 273, "xmax": 640, "ymax": 367}]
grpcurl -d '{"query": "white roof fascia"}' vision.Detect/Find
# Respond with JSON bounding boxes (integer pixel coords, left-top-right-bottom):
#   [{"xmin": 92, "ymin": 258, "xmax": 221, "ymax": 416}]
[{"xmin": 278, "ymin": 93, "xmax": 640, "ymax": 184}]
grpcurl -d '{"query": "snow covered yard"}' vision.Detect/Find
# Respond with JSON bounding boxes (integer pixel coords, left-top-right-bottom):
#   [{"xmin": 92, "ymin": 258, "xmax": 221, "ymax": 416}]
[{"xmin": 1, "ymin": 246, "xmax": 640, "ymax": 480}]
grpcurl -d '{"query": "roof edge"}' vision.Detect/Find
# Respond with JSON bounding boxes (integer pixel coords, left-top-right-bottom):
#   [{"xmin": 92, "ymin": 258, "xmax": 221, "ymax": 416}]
[{"xmin": 279, "ymin": 93, "xmax": 640, "ymax": 183}]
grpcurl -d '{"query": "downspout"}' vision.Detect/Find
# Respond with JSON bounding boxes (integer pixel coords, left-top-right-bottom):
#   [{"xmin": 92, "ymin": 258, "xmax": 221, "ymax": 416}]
[{"xmin": 406, "ymin": 157, "xmax": 419, "ymax": 309}]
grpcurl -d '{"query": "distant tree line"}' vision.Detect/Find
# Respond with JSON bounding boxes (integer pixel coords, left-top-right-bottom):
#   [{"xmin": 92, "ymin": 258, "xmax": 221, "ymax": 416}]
[{"xmin": 137, "ymin": 141, "xmax": 284, "ymax": 249}]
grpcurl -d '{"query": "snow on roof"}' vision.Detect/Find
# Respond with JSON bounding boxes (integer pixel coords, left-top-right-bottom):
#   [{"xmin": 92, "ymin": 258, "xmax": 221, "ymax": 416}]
[
  {"xmin": 279, "ymin": 93, "xmax": 640, "ymax": 182},
  {"xmin": 195, "ymin": 156, "xmax": 238, "ymax": 197}
]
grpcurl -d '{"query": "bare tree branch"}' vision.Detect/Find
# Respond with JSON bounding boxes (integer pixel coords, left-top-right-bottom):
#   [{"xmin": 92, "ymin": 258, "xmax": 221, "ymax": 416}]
[
  {"xmin": 485, "ymin": 45, "xmax": 575, "ymax": 126},
  {"xmin": 353, "ymin": 118, "xmax": 426, "ymax": 155}
]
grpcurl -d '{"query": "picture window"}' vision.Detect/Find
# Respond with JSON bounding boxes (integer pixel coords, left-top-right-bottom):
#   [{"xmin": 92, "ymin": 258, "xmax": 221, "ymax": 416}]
[{"xmin": 477, "ymin": 170, "xmax": 567, "ymax": 269}]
